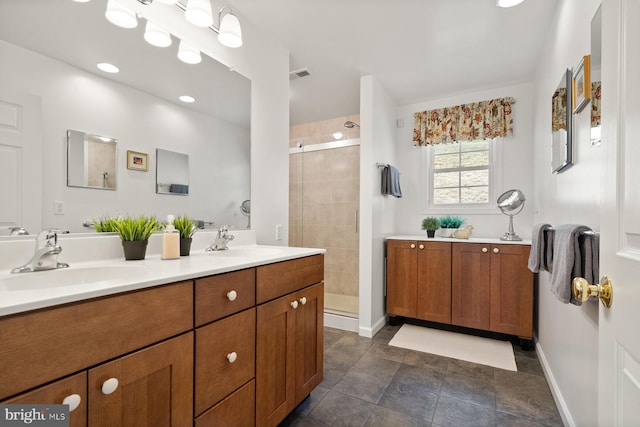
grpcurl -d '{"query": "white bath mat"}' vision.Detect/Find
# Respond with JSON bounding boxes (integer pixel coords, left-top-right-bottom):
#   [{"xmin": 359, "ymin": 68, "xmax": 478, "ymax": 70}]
[{"xmin": 388, "ymin": 324, "xmax": 517, "ymax": 371}]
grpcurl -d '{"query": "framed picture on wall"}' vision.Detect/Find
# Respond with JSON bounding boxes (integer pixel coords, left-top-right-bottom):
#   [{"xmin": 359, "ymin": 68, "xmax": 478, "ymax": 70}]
[
  {"xmin": 127, "ymin": 150, "xmax": 148, "ymax": 171},
  {"xmin": 572, "ymin": 55, "xmax": 591, "ymax": 114}
]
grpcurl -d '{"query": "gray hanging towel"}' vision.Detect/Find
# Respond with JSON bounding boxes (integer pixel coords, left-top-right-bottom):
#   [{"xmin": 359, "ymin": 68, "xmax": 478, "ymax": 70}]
[
  {"xmin": 549, "ymin": 224, "xmax": 591, "ymax": 305},
  {"xmin": 381, "ymin": 164, "xmax": 402, "ymax": 198}
]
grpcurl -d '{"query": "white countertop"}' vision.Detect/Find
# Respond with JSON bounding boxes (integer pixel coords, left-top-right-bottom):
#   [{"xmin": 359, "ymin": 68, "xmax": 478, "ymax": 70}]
[
  {"xmin": 0, "ymin": 244, "xmax": 325, "ymax": 317},
  {"xmin": 386, "ymin": 235, "xmax": 532, "ymax": 245}
]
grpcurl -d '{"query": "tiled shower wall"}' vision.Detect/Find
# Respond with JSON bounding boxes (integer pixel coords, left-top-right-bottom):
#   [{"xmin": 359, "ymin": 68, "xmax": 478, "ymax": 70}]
[{"xmin": 289, "ymin": 115, "xmax": 360, "ymax": 312}]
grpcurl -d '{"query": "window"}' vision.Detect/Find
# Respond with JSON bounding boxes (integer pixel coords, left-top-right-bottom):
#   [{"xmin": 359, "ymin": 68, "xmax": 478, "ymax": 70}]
[{"xmin": 426, "ymin": 139, "xmax": 499, "ymax": 209}]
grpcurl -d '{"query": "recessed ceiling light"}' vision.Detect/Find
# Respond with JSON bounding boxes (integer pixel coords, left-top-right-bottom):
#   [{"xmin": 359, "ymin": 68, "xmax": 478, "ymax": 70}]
[
  {"xmin": 72, "ymin": 0, "xmax": 91, "ymax": 3},
  {"xmin": 179, "ymin": 95, "xmax": 195, "ymax": 103},
  {"xmin": 97, "ymin": 62, "xmax": 120, "ymax": 73},
  {"xmin": 496, "ymin": 0, "xmax": 524, "ymax": 7}
]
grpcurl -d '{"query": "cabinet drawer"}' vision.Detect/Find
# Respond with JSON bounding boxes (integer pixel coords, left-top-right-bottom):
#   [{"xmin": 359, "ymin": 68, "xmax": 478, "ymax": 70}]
[
  {"xmin": 0, "ymin": 281, "xmax": 193, "ymax": 400},
  {"xmin": 195, "ymin": 308, "xmax": 256, "ymax": 416},
  {"xmin": 195, "ymin": 379, "xmax": 255, "ymax": 427},
  {"xmin": 2, "ymin": 372, "xmax": 87, "ymax": 427},
  {"xmin": 256, "ymin": 255, "xmax": 324, "ymax": 304},
  {"xmin": 195, "ymin": 268, "xmax": 256, "ymax": 326}
]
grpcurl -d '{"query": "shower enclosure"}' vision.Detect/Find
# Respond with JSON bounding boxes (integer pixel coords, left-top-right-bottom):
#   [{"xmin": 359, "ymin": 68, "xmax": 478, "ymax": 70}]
[{"xmin": 289, "ymin": 116, "xmax": 360, "ymax": 320}]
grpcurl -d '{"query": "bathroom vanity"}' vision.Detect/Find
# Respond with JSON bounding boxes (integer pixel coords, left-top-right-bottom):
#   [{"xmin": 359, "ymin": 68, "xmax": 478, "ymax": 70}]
[
  {"xmin": 386, "ymin": 236, "xmax": 533, "ymax": 347},
  {"xmin": 0, "ymin": 238, "xmax": 324, "ymax": 427}
]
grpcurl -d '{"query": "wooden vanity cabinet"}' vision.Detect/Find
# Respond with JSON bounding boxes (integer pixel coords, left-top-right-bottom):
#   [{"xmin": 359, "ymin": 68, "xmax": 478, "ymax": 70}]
[
  {"xmin": 387, "ymin": 240, "xmax": 452, "ymax": 323},
  {"xmin": 255, "ymin": 255, "xmax": 324, "ymax": 427},
  {"xmin": 386, "ymin": 239, "xmax": 533, "ymax": 341}
]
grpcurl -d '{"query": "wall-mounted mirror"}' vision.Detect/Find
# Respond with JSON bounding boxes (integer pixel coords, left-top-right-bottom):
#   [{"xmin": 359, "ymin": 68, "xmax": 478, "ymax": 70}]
[
  {"xmin": 67, "ymin": 129, "xmax": 117, "ymax": 190},
  {"xmin": 156, "ymin": 149, "xmax": 189, "ymax": 195},
  {"xmin": 0, "ymin": 0, "xmax": 250, "ymax": 233},
  {"xmin": 590, "ymin": 5, "xmax": 602, "ymax": 146},
  {"xmin": 551, "ymin": 69, "xmax": 573, "ymax": 173}
]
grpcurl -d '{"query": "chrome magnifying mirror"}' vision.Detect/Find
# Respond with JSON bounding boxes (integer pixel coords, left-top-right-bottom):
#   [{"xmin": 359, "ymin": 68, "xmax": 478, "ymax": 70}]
[
  {"xmin": 497, "ymin": 189, "xmax": 525, "ymax": 241},
  {"xmin": 240, "ymin": 199, "xmax": 251, "ymax": 229}
]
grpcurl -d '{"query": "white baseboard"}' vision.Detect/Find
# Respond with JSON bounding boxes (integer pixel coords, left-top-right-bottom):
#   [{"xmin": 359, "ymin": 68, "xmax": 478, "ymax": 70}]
[
  {"xmin": 324, "ymin": 312, "xmax": 359, "ymax": 332},
  {"xmin": 535, "ymin": 338, "xmax": 575, "ymax": 427},
  {"xmin": 358, "ymin": 315, "xmax": 387, "ymax": 338}
]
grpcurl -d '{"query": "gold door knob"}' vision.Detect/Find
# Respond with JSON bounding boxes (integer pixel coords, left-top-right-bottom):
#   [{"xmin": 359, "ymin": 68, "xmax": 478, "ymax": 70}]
[{"xmin": 572, "ymin": 276, "xmax": 613, "ymax": 308}]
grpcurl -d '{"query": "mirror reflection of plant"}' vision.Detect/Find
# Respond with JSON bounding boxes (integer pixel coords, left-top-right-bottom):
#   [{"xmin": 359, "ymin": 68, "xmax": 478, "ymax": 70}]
[
  {"xmin": 93, "ymin": 215, "xmax": 119, "ymax": 233},
  {"xmin": 115, "ymin": 215, "xmax": 160, "ymax": 241},
  {"xmin": 172, "ymin": 215, "xmax": 198, "ymax": 239},
  {"xmin": 439, "ymin": 215, "xmax": 465, "ymax": 229}
]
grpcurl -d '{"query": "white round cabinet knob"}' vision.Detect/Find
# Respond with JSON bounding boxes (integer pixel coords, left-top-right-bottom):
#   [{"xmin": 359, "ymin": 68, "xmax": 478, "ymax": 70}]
[
  {"xmin": 410, "ymin": 244, "xmax": 416, "ymax": 249},
  {"xmin": 299, "ymin": 297, "xmax": 307, "ymax": 305},
  {"xmin": 101, "ymin": 378, "xmax": 119, "ymax": 395},
  {"xmin": 291, "ymin": 301, "xmax": 299, "ymax": 309},
  {"xmin": 227, "ymin": 352, "xmax": 237, "ymax": 363},
  {"xmin": 482, "ymin": 247, "xmax": 488, "ymax": 253},
  {"xmin": 493, "ymin": 248, "xmax": 500, "ymax": 253},
  {"xmin": 418, "ymin": 244, "xmax": 424, "ymax": 250},
  {"xmin": 62, "ymin": 394, "xmax": 81, "ymax": 412},
  {"xmin": 227, "ymin": 290, "xmax": 237, "ymax": 301}
]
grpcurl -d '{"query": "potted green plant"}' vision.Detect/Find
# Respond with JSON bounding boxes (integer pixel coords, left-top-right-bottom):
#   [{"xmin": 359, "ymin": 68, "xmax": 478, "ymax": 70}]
[
  {"xmin": 439, "ymin": 215, "xmax": 465, "ymax": 237},
  {"xmin": 172, "ymin": 215, "xmax": 198, "ymax": 256},
  {"xmin": 115, "ymin": 215, "xmax": 161, "ymax": 260},
  {"xmin": 421, "ymin": 217, "xmax": 440, "ymax": 238}
]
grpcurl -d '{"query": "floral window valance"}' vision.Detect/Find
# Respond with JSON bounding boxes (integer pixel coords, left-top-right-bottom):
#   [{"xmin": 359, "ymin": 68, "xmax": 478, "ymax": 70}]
[
  {"xmin": 591, "ymin": 81, "xmax": 601, "ymax": 127},
  {"xmin": 413, "ymin": 97, "xmax": 515, "ymax": 146}
]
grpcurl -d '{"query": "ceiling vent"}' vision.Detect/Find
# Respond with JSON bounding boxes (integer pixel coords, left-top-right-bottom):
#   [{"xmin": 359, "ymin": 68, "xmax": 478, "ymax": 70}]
[{"xmin": 289, "ymin": 68, "xmax": 311, "ymax": 80}]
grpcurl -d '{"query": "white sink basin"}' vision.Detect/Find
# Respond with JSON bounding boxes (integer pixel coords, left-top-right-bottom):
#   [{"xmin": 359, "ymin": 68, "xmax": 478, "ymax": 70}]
[
  {"xmin": 0, "ymin": 265, "xmax": 148, "ymax": 291},
  {"xmin": 207, "ymin": 247, "xmax": 283, "ymax": 258}
]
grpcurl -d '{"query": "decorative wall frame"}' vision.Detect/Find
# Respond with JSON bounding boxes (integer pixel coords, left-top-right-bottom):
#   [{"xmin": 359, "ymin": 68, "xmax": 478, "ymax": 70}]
[
  {"xmin": 573, "ymin": 55, "xmax": 591, "ymax": 114},
  {"xmin": 126, "ymin": 150, "xmax": 148, "ymax": 171}
]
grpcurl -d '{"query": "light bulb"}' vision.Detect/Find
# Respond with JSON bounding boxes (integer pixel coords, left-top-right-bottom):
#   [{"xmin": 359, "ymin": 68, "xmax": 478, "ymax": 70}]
[
  {"xmin": 144, "ymin": 20, "xmax": 172, "ymax": 47},
  {"xmin": 177, "ymin": 39, "xmax": 201, "ymax": 64},
  {"xmin": 105, "ymin": 0, "xmax": 137, "ymax": 29},
  {"xmin": 185, "ymin": 0, "xmax": 213, "ymax": 28},
  {"xmin": 218, "ymin": 11, "xmax": 242, "ymax": 48}
]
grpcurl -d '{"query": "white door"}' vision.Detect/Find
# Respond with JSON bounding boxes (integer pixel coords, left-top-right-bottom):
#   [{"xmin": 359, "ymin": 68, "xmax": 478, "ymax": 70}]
[
  {"xmin": 598, "ymin": 0, "xmax": 640, "ymax": 425},
  {"xmin": 0, "ymin": 86, "xmax": 42, "ymax": 234}
]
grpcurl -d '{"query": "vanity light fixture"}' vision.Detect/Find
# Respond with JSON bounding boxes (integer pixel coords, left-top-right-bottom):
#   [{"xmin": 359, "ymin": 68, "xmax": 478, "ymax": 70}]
[
  {"xmin": 97, "ymin": 62, "xmax": 120, "ymax": 73},
  {"xmin": 144, "ymin": 20, "xmax": 173, "ymax": 47},
  {"xmin": 217, "ymin": 6, "xmax": 242, "ymax": 48},
  {"xmin": 496, "ymin": 0, "xmax": 525, "ymax": 7},
  {"xmin": 177, "ymin": 39, "xmax": 202, "ymax": 64},
  {"xmin": 105, "ymin": 0, "xmax": 138, "ymax": 29},
  {"xmin": 185, "ymin": 0, "xmax": 214, "ymax": 27},
  {"xmin": 179, "ymin": 95, "xmax": 195, "ymax": 103}
]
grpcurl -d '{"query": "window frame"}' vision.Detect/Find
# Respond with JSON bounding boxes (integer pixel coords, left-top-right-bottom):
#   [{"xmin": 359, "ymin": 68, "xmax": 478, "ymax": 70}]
[{"xmin": 421, "ymin": 138, "xmax": 503, "ymax": 215}]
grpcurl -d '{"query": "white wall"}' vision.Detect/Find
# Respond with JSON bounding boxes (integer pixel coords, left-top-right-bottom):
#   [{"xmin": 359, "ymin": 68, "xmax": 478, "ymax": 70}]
[
  {"xmin": 531, "ymin": 0, "xmax": 603, "ymax": 426},
  {"xmin": 395, "ymin": 83, "xmax": 535, "ymax": 240},
  {"xmin": 359, "ymin": 75, "xmax": 398, "ymax": 337},
  {"xmin": 0, "ymin": 41, "xmax": 250, "ymax": 233}
]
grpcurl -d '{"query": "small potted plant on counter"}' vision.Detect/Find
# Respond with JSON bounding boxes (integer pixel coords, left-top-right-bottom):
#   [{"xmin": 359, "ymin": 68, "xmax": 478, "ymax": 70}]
[
  {"xmin": 439, "ymin": 215, "xmax": 465, "ymax": 238},
  {"xmin": 93, "ymin": 215, "xmax": 119, "ymax": 233},
  {"xmin": 116, "ymin": 214, "xmax": 161, "ymax": 260},
  {"xmin": 421, "ymin": 217, "xmax": 440, "ymax": 238},
  {"xmin": 173, "ymin": 215, "xmax": 198, "ymax": 256}
]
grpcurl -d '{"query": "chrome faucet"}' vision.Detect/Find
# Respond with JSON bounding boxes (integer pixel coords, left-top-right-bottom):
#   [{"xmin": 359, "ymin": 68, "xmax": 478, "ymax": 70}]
[
  {"xmin": 206, "ymin": 225, "xmax": 235, "ymax": 252},
  {"xmin": 9, "ymin": 226, "xmax": 29, "ymax": 236},
  {"xmin": 11, "ymin": 229, "xmax": 70, "ymax": 273}
]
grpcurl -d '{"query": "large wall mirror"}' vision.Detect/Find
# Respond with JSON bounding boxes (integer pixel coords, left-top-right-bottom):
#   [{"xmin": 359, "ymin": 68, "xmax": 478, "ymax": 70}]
[
  {"xmin": 590, "ymin": 5, "xmax": 602, "ymax": 146},
  {"xmin": 0, "ymin": 0, "xmax": 250, "ymax": 233},
  {"xmin": 67, "ymin": 129, "xmax": 117, "ymax": 190},
  {"xmin": 551, "ymin": 69, "xmax": 573, "ymax": 173}
]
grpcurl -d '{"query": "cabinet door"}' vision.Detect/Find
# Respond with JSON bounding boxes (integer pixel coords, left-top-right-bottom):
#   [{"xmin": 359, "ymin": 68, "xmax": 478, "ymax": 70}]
[
  {"xmin": 2, "ymin": 372, "xmax": 87, "ymax": 427},
  {"xmin": 256, "ymin": 293, "xmax": 297, "ymax": 427},
  {"xmin": 416, "ymin": 242, "xmax": 452, "ymax": 323},
  {"xmin": 452, "ymin": 243, "xmax": 490, "ymax": 330},
  {"xmin": 295, "ymin": 283, "xmax": 324, "ymax": 404},
  {"xmin": 195, "ymin": 380, "xmax": 255, "ymax": 427},
  {"xmin": 386, "ymin": 240, "xmax": 418, "ymax": 317},
  {"xmin": 490, "ymin": 244, "xmax": 534, "ymax": 338},
  {"xmin": 88, "ymin": 332, "xmax": 193, "ymax": 427}
]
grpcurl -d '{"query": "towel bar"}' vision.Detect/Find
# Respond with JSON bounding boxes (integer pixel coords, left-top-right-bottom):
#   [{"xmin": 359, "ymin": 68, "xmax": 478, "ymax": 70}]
[{"xmin": 546, "ymin": 227, "xmax": 598, "ymax": 236}]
